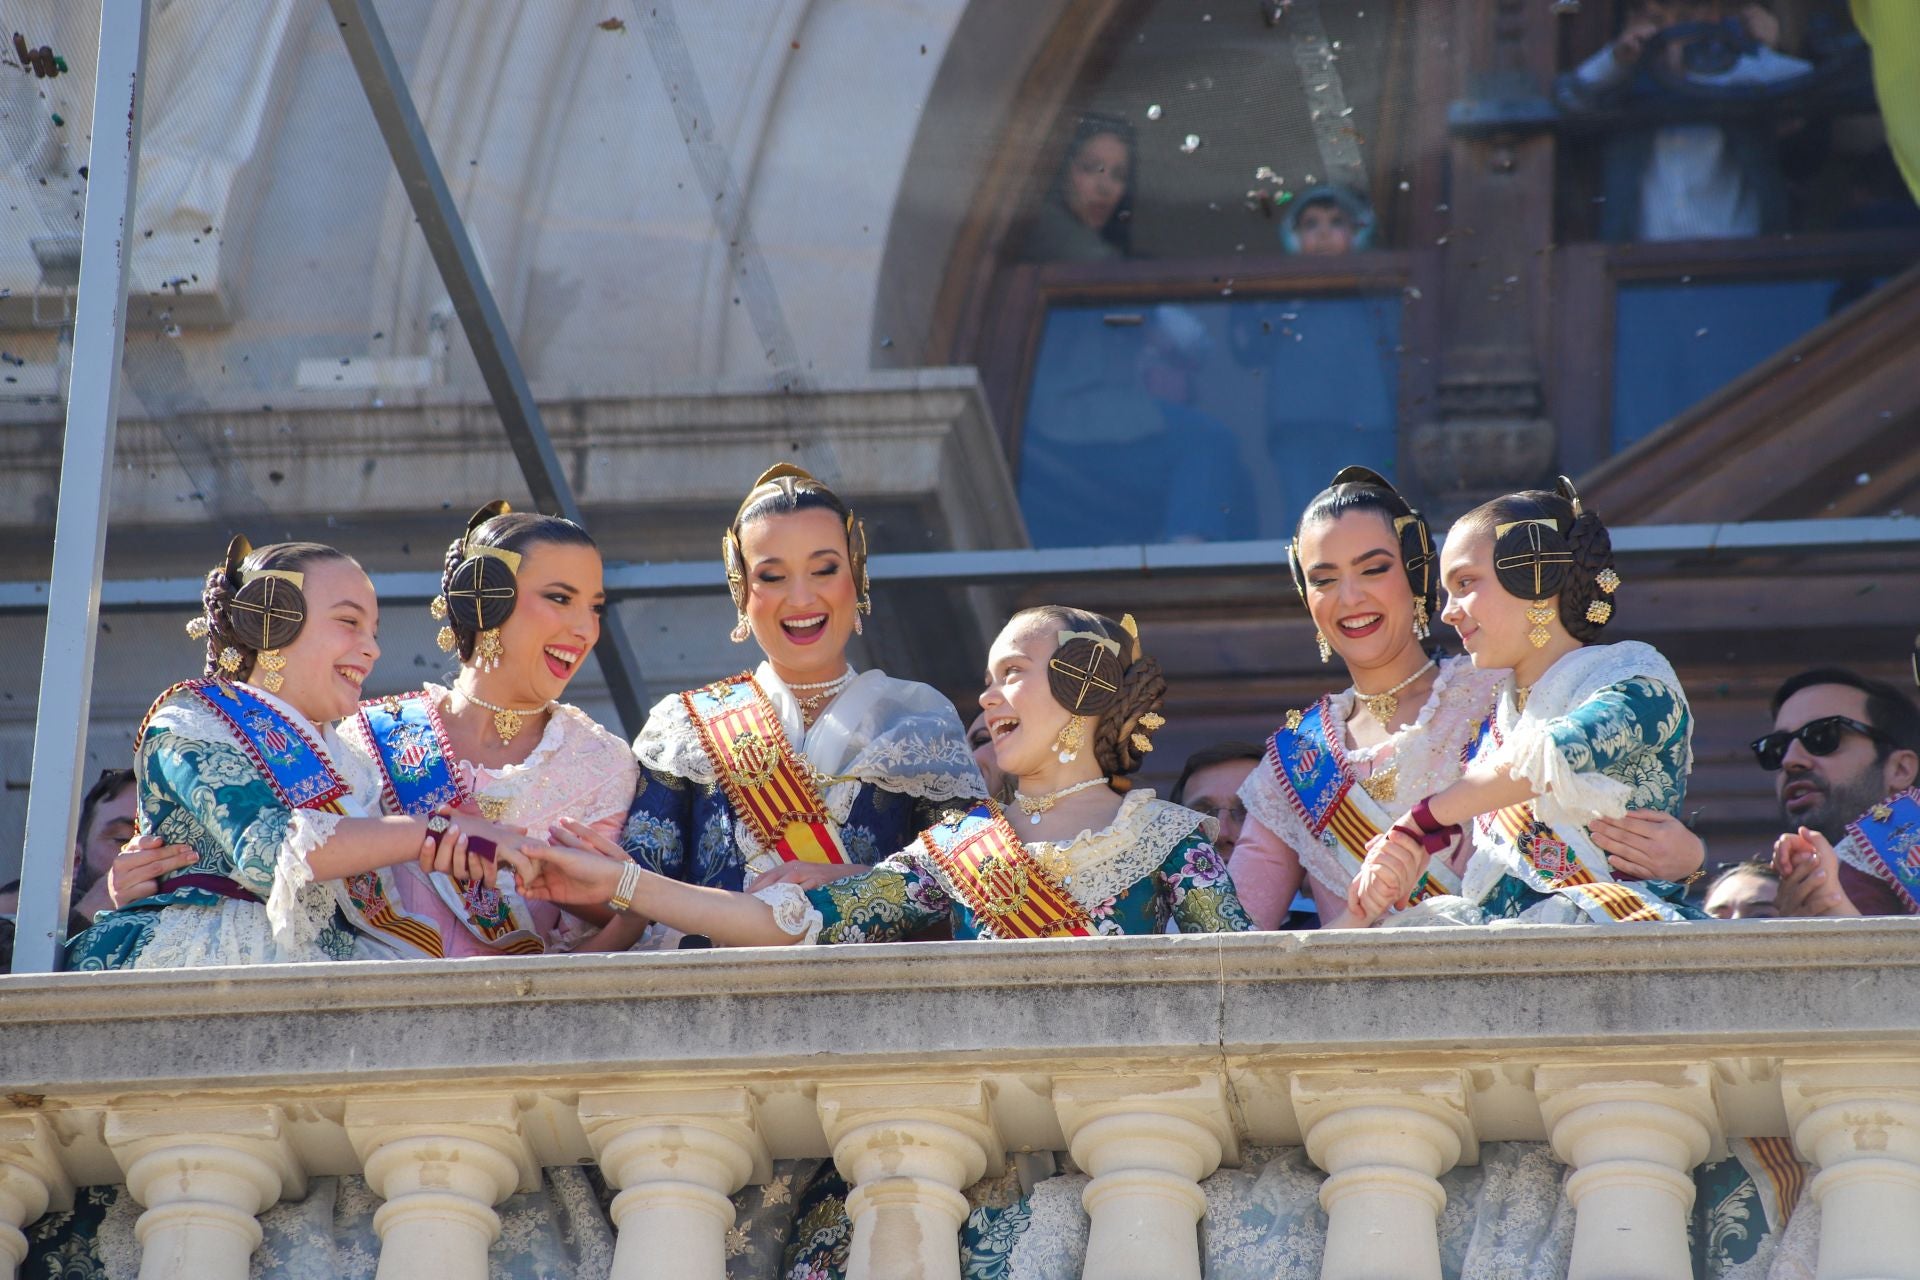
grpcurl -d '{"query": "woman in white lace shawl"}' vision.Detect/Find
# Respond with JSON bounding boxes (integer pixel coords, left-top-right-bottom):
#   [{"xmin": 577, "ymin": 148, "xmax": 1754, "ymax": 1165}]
[
  {"xmin": 617, "ymin": 463, "xmax": 986, "ymax": 942},
  {"xmin": 1233, "ymin": 468, "xmax": 1701, "ymax": 930}
]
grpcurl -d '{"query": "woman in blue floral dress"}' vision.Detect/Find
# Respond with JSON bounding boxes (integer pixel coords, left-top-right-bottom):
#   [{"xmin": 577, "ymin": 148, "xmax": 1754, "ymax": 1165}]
[{"xmin": 617, "ymin": 464, "xmax": 985, "ymax": 948}]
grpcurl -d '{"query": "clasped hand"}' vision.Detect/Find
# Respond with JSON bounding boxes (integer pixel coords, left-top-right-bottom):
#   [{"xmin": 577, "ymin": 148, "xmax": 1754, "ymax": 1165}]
[{"xmin": 1348, "ymin": 827, "xmax": 1430, "ymax": 925}]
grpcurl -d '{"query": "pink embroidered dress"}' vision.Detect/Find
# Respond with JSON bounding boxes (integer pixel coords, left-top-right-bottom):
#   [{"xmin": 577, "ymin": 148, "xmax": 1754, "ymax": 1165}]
[
  {"xmin": 1230, "ymin": 655, "xmax": 1507, "ymax": 928},
  {"xmin": 331, "ymin": 683, "xmax": 639, "ymax": 958}
]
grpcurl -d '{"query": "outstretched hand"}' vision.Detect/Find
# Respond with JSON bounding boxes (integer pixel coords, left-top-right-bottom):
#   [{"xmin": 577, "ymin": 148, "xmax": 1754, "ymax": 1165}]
[{"xmin": 504, "ymin": 819, "xmax": 630, "ymax": 906}]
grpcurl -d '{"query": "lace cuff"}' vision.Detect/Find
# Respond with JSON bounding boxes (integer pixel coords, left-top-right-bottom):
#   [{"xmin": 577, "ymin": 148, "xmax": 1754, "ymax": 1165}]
[
  {"xmin": 753, "ymin": 880, "xmax": 823, "ymax": 944},
  {"xmin": 265, "ymin": 808, "xmax": 344, "ymax": 949},
  {"xmin": 1494, "ymin": 715, "xmax": 1631, "ymax": 827}
]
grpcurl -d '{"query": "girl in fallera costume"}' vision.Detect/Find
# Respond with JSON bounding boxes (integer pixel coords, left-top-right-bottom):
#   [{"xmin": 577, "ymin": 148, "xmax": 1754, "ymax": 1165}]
[
  {"xmin": 330, "ymin": 501, "xmax": 643, "ymax": 958},
  {"xmin": 65, "ymin": 537, "xmax": 515, "ymax": 971},
  {"xmin": 618, "ymin": 463, "xmax": 986, "ymax": 941},
  {"xmin": 1351, "ymin": 477, "xmax": 1708, "ymax": 926},
  {"xmin": 507, "ymin": 606, "xmax": 1249, "ymax": 1280},
  {"xmin": 1233, "ymin": 468, "xmax": 1702, "ymax": 930}
]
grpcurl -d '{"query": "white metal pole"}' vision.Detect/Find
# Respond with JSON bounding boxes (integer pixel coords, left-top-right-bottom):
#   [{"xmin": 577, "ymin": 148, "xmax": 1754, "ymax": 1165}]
[{"xmin": 12, "ymin": 0, "xmax": 152, "ymax": 973}]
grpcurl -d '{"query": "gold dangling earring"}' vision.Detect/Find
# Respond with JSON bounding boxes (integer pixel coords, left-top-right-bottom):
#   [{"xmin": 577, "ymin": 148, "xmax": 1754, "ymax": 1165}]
[
  {"xmin": 256, "ymin": 649, "xmax": 287, "ymax": 694},
  {"xmin": 1316, "ymin": 630, "xmax": 1332, "ymax": 664},
  {"xmin": 1413, "ymin": 598, "xmax": 1431, "ymax": 641},
  {"xmin": 729, "ymin": 614, "xmax": 751, "ymax": 644},
  {"xmin": 476, "ymin": 627, "xmax": 505, "ymax": 671},
  {"xmin": 1053, "ymin": 715, "xmax": 1085, "ymax": 765},
  {"xmin": 1525, "ymin": 600, "xmax": 1555, "ymax": 649},
  {"xmin": 853, "ymin": 613, "xmax": 864, "ymax": 637}
]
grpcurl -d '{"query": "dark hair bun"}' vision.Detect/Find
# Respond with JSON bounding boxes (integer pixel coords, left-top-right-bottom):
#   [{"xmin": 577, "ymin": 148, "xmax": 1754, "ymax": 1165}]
[
  {"xmin": 1095, "ymin": 654, "xmax": 1169, "ymax": 780},
  {"xmin": 224, "ymin": 574, "xmax": 308, "ymax": 653},
  {"xmin": 1490, "ymin": 518, "xmax": 1576, "ymax": 602},
  {"xmin": 1559, "ymin": 509, "xmax": 1616, "ymax": 642},
  {"xmin": 443, "ymin": 553, "xmax": 518, "ymax": 633},
  {"xmin": 1046, "ymin": 637, "xmax": 1126, "ymax": 718}
]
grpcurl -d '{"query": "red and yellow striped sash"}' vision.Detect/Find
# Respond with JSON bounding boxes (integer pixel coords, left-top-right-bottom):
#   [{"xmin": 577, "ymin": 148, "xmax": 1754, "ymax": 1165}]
[
  {"xmin": 924, "ymin": 802, "xmax": 1094, "ymax": 939},
  {"xmin": 1488, "ymin": 803, "xmax": 1669, "ymax": 923},
  {"xmin": 684, "ymin": 675, "xmax": 849, "ymax": 865}
]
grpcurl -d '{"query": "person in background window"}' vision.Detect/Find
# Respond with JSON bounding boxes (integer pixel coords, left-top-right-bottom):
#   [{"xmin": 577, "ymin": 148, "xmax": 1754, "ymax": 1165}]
[
  {"xmin": 1278, "ymin": 185, "xmax": 1376, "ymax": 256},
  {"xmin": 0, "ymin": 768, "xmax": 136, "ymax": 938},
  {"xmin": 1702, "ymin": 858, "xmax": 1781, "ymax": 918},
  {"xmin": 1020, "ymin": 304, "xmax": 1255, "ymax": 545},
  {"xmin": 1024, "ymin": 114, "xmax": 1136, "ymax": 263},
  {"xmin": 1567, "ymin": 0, "xmax": 1811, "ymax": 241}
]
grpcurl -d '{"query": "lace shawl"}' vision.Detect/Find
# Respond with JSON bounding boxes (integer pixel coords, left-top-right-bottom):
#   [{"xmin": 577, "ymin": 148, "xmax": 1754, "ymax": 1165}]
[
  {"xmin": 1488, "ymin": 640, "xmax": 1691, "ymax": 830},
  {"xmin": 1240, "ymin": 656, "xmax": 1503, "ymax": 896},
  {"xmin": 136, "ymin": 687, "xmax": 379, "ymax": 959}
]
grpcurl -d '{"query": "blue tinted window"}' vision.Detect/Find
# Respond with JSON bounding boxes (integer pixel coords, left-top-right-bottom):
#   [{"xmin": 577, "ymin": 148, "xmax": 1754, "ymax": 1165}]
[
  {"xmin": 1612, "ymin": 277, "xmax": 1874, "ymax": 450},
  {"xmin": 1017, "ymin": 296, "xmax": 1401, "ymax": 547}
]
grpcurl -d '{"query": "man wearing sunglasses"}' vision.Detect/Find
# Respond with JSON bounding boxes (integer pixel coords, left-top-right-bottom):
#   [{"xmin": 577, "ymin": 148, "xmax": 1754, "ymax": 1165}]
[{"xmin": 1757, "ymin": 668, "xmax": 1920, "ymax": 916}]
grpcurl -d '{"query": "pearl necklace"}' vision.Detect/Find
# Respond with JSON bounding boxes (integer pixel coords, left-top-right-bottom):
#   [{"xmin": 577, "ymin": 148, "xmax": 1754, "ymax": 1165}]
[
  {"xmin": 459, "ymin": 689, "xmax": 556, "ymax": 746},
  {"xmin": 1354, "ymin": 658, "xmax": 1437, "ymax": 726},
  {"xmin": 1013, "ymin": 776, "xmax": 1110, "ymax": 826},
  {"xmin": 789, "ymin": 666, "xmax": 856, "ymax": 722}
]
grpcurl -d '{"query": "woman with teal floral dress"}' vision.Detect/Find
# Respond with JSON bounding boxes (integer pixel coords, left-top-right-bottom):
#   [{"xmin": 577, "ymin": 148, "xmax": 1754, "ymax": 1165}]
[
  {"xmin": 1349, "ymin": 477, "xmax": 1707, "ymax": 929},
  {"xmin": 512, "ymin": 606, "xmax": 1251, "ymax": 1279}
]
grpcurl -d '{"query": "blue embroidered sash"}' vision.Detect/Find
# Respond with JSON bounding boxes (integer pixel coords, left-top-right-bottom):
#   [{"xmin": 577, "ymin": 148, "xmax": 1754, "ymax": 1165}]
[
  {"xmin": 165, "ymin": 679, "xmax": 350, "ymax": 810},
  {"xmin": 359, "ymin": 692, "xmax": 465, "ymax": 816},
  {"xmin": 1265, "ymin": 698, "xmax": 1459, "ymax": 900},
  {"xmin": 1846, "ymin": 788, "xmax": 1920, "ymax": 913}
]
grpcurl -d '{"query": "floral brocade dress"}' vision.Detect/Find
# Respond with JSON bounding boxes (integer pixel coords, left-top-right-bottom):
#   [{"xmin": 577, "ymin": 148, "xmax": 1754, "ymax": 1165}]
[
  {"xmin": 65, "ymin": 680, "xmax": 375, "ymax": 972},
  {"xmin": 1394, "ymin": 640, "xmax": 1706, "ymax": 927}
]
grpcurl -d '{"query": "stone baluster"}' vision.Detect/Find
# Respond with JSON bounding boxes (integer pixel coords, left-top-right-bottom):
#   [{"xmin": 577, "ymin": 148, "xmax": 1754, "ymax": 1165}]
[
  {"xmin": 1781, "ymin": 1060, "xmax": 1920, "ymax": 1280},
  {"xmin": 0, "ymin": 1115, "xmax": 73, "ymax": 1280},
  {"xmin": 104, "ymin": 1105, "xmax": 303, "ymax": 1280},
  {"xmin": 1053, "ymin": 1074, "xmax": 1236, "ymax": 1280},
  {"xmin": 345, "ymin": 1096, "xmax": 537, "ymax": 1280},
  {"xmin": 816, "ymin": 1080, "xmax": 1000, "ymax": 1280},
  {"xmin": 580, "ymin": 1086, "xmax": 771, "ymax": 1280},
  {"xmin": 1536, "ymin": 1063, "xmax": 1718, "ymax": 1280},
  {"xmin": 1292, "ymin": 1069, "xmax": 1474, "ymax": 1280}
]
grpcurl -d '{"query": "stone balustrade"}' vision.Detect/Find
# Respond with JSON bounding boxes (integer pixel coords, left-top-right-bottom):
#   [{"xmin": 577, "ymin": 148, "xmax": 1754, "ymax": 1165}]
[{"xmin": 3, "ymin": 920, "xmax": 1920, "ymax": 1280}]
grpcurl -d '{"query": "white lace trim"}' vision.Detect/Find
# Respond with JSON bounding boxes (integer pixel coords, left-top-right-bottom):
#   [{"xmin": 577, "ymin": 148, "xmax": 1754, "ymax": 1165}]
[
  {"xmin": 1495, "ymin": 714, "xmax": 1633, "ymax": 827},
  {"xmin": 263, "ymin": 808, "xmax": 344, "ymax": 950},
  {"xmin": 130, "ymin": 897, "xmax": 346, "ymax": 969},
  {"xmin": 1492, "ymin": 640, "xmax": 1689, "ymax": 829},
  {"xmin": 755, "ymin": 880, "xmax": 824, "ymax": 944},
  {"xmin": 1239, "ymin": 657, "xmax": 1501, "ymax": 897},
  {"xmin": 1007, "ymin": 1173, "xmax": 1091, "ymax": 1280},
  {"xmin": 632, "ymin": 665, "xmax": 986, "ymax": 803}
]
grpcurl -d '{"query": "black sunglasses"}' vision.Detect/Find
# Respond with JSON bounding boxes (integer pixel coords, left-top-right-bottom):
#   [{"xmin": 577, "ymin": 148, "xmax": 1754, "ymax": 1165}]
[{"xmin": 1750, "ymin": 715, "xmax": 1895, "ymax": 771}]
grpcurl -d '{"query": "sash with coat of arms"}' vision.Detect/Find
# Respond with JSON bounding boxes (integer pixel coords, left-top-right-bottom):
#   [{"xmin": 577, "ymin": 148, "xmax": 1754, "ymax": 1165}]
[
  {"xmin": 1470, "ymin": 717, "xmax": 1684, "ymax": 923},
  {"xmin": 682, "ymin": 673, "xmax": 851, "ymax": 865},
  {"xmin": 1263, "ymin": 698, "xmax": 1460, "ymax": 902},
  {"xmin": 920, "ymin": 802, "xmax": 1095, "ymax": 939},
  {"xmin": 138, "ymin": 680, "xmax": 353, "ymax": 906},
  {"xmin": 1846, "ymin": 787, "xmax": 1920, "ymax": 913},
  {"xmin": 332, "ymin": 689, "xmax": 544, "ymax": 958},
  {"xmin": 165, "ymin": 679, "xmax": 351, "ymax": 811}
]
